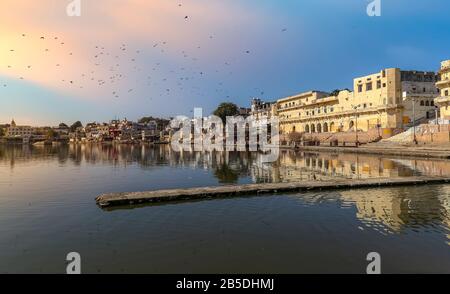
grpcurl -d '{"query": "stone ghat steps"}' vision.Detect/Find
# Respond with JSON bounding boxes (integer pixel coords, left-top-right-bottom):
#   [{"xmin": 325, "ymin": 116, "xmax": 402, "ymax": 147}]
[
  {"xmin": 301, "ymin": 129, "xmax": 383, "ymax": 145},
  {"xmin": 96, "ymin": 176, "xmax": 450, "ymax": 208}
]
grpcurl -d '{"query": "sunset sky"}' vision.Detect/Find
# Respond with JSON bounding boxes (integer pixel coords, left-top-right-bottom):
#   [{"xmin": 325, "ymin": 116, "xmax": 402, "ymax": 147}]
[{"xmin": 1, "ymin": 0, "xmax": 450, "ymax": 126}]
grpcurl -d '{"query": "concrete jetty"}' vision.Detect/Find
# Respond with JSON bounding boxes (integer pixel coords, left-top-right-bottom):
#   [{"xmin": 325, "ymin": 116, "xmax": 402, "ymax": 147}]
[{"xmin": 96, "ymin": 176, "xmax": 450, "ymax": 208}]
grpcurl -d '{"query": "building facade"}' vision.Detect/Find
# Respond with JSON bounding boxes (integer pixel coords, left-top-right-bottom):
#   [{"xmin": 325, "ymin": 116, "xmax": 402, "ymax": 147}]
[
  {"xmin": 5, "ymin": 120, "xmax": 33, "ymax": 138},
  {"xmin": 435, "ymin": 60, "xmax": 450, "ymax": 120},
  {"xmin": 249, "ymin": 98, "xmax": 278, "ymax": 134},
  {"xmin": 250, "ymin": 98, "xmax": 276, "ymax": 120},
  {"xmin": 276, "ymin": 68, "xmax": 438, "ymax": 136}
]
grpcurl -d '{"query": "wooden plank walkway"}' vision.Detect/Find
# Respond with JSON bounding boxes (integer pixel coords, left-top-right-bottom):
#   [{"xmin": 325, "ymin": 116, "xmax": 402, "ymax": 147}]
[{"xmin": 95, "ymin": 176, "xmax": 450, "ymax": 208}]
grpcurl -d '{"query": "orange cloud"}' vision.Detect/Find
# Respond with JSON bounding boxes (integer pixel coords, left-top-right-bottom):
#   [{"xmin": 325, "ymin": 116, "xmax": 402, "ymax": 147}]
[{"xmin": 0, "ymin": 0, "xmax": 268, "ymax": 100}]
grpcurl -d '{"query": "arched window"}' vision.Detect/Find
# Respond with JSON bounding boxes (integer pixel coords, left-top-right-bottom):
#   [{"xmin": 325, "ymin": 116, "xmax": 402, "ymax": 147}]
[
  {"xmin": 311, "ymin": 124, "xmax": 316, "ymax": 133},
  {"xmin": 425, "ymin": 101, "xmax": 430, "ymax": 106},
  {"xmin": 330, "ymin": 122, "xmax": 335, "ymax": 132},
  {"xmin": 305, "ymin": 125, "xmax": 310, "ymax": 133},
  {"xmin": 317, "ymin": 124, "xmax": 322, "ymax": 133},
  {"xmin": 323, "ymin": 122, "xmax": 329, "ymax": 133},
  {"xmin": 349, "ymin": 121, "xmax": 355, "ymax": 130},
  {"xmin": 420, "ymin": 100, "xmax": 424, "ymax": 106}
]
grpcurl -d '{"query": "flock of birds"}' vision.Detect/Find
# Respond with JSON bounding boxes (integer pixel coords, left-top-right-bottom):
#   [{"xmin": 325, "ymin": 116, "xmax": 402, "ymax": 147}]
[{"xmin": 1, "ymin": 3, "xmax": 289, "ymax": 105}]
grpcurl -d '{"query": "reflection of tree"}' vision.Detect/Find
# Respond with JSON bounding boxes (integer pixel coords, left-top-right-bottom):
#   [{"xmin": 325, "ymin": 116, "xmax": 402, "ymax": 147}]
[{"xmin": 214, "ymin": 163, "xmax": 239, "ymax": 183}]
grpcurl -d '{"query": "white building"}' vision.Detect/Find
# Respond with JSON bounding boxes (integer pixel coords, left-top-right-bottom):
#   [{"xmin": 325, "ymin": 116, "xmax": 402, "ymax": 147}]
[{"xmin": 5, "ymin": 119, "xmax": 32, "ymax": 138}]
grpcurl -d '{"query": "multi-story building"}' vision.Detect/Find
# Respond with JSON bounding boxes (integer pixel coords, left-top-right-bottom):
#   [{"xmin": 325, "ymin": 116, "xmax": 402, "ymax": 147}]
[
  {"xmin": 435, "ymin": 60, "xmax": 450, "ymax": 120},
  {"xmin": 238, "ymin": 107, "xmax": 251, "ymax": 117},
  {"xmin": 250, "ymin": 98, "xmax": 278, "ymax": 136},
  {"xmin": 5, "ymin": 119, "xmax": 33, "ymax": 138},
  {"xmin": 250, "ymin": 98, "xmax": 276, "ymax": 120},
  {"xmin": 276, "ymin": 68, "xmax": 438, "ymax": 135}
]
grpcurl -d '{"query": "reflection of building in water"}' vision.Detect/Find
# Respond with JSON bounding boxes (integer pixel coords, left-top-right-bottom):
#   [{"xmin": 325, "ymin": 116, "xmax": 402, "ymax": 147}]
[
  {"xmin": 339, "ymin": 186, "xmax": 448, "ymax": 234},
  {"xmin": 250, "ymin": 161, "xmax": 281, "ymax": 183},
  {"xmin": 340, "ymin": 189, "xmax": 405, "ymax": 232},
  {"xmin": 3, "ymin": 145, "xmax": 450, "ymax": 184},
  {"xmin": 1, "ymin": 144, "xmax": 450, "ymax": 241},
  {"xmin": 433, "ymin": 185, "xmax": 450, "ymax": 245},
  {"xmin": 275, "ymin": 150, "xmax": 407, "ymax": 182}
]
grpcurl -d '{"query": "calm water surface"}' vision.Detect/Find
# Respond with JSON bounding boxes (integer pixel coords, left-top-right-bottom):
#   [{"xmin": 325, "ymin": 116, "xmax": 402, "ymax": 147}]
[{"xmin": 0, "ymin": 144, "xmax": 449, "ymax": 273}]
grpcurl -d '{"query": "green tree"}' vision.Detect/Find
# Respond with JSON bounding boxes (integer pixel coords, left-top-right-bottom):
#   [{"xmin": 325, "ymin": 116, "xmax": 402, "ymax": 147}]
[
  {"xmin": 213, "ymin": 102, "xmax": 239, "ymax": 123},
  {"xmin": 329, "ymin": 88, "xmax": 351, "ymax": 96},
  {"xmin": 138, "ymin": 116, "xmax": 155, "ymax": 124},
  {"xmin": 139, "ymin": 117, "xmax": 170, "ymax": 130},
  {"xmin": 0, "ymin": 128, "xmax": 4, "ymax": 137},
  {"xmin": 46, "ymin": 129, "xmax": 57, "ymax": 140},
  {"xmin": 70, "ymin": 121, "xmax": 83, "ymax": 132},
  {"xmin": 214, "ymin": 164, "xmax": 239, "ymax": 183}
]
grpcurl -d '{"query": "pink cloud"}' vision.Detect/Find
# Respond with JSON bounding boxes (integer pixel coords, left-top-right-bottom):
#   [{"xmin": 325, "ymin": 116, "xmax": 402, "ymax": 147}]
[{"xmin": 0, "ymin": 0, "xmax": 268, "ymax": 95}]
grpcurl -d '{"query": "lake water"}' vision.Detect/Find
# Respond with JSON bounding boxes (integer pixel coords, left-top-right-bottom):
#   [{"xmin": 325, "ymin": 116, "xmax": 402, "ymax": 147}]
[{"xmin": 0, "ymin": 144, "xmax": 449, "ymax": 273}]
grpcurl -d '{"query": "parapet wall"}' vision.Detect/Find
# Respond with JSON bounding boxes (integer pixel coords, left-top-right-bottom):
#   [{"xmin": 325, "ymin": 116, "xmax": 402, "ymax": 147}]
[
  {"xmin": 282, "ymin": 128, "xmax": 403, "ymax": 146},
  {"xmin": 415, "ymin": 124, "xmax": 450, "ymax": 144}
]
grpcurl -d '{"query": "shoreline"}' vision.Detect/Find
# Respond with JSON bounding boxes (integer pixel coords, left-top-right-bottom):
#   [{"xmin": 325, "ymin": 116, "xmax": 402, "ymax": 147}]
[
  {"xmin": 281, "ymin": 144, "xmax": 450, "ymax": 159},
  {"xmin": 96, "ymin": 176, "xmax": 450, "ymax": 208}
]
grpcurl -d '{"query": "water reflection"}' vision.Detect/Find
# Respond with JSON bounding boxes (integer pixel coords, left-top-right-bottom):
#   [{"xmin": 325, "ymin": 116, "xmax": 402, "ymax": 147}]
[
  {"xmin": 3, "ymin": 144, "xmax": 448, "ymax": 235},
  {"xmin": 2, "ymin": 144, "xmax": 450, "ymax": 183},
  {"xmin": 286, "ymin": 186, "xmax": 450, "ymax": 238},
  {"xmin": 0, "ymin": 144, "xmax": 449, "ymax": 273}
]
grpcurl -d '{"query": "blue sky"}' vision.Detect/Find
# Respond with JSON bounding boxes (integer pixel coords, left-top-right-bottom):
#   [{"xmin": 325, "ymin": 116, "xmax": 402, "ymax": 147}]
[{"xmin": 1, "ymin": 0, "xmax": 450, "ymax": 126}]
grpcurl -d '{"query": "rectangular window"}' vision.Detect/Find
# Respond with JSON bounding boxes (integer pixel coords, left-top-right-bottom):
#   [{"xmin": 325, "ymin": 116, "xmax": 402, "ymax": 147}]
[
  {"xmin": 358, "ymin": 84, "xmax": 363, "ymax": 92},
  {"xmin": 366, "ymin": 82, "xmax": 373, "ymax": 91},
  {"xmin": 377, "ymin": 80, "xmax": 381, "ymax": 89}
]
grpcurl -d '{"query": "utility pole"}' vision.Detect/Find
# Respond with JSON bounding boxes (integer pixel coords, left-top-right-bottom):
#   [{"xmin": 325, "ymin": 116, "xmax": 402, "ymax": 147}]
[
  {"xmin": 412, "ymin": 96, "xmax": 417, "ymax": 144},
  {"xmin": 353, "ymin": 105, "xmax": 359, "ymax": 147},
  {"xmin": 356, "ymin": 111, "xmax": 359, "ymax": 146}
]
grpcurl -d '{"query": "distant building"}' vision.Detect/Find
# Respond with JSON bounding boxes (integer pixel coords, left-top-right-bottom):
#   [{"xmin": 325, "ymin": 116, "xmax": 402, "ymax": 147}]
[
  {"xmin": 250, "ymin": 98, "xmax": 276, "ymax": 120},
  {"xmin": 5, "ymin": 119, "xmax": 32, "ymax": 138},
  {"xmin": 238, "ymin": 107, "xmax": 251, "ymax": 117}
]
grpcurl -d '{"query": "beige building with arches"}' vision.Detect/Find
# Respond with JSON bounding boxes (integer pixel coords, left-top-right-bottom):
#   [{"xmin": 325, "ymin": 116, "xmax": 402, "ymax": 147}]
[
  {"xmin": 277, "ymin": 67, "xmax": 438, "ymax": 137},
  {"xmin": 435, "ymin": 60, "xmax": 450, "ymax": 120}
]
